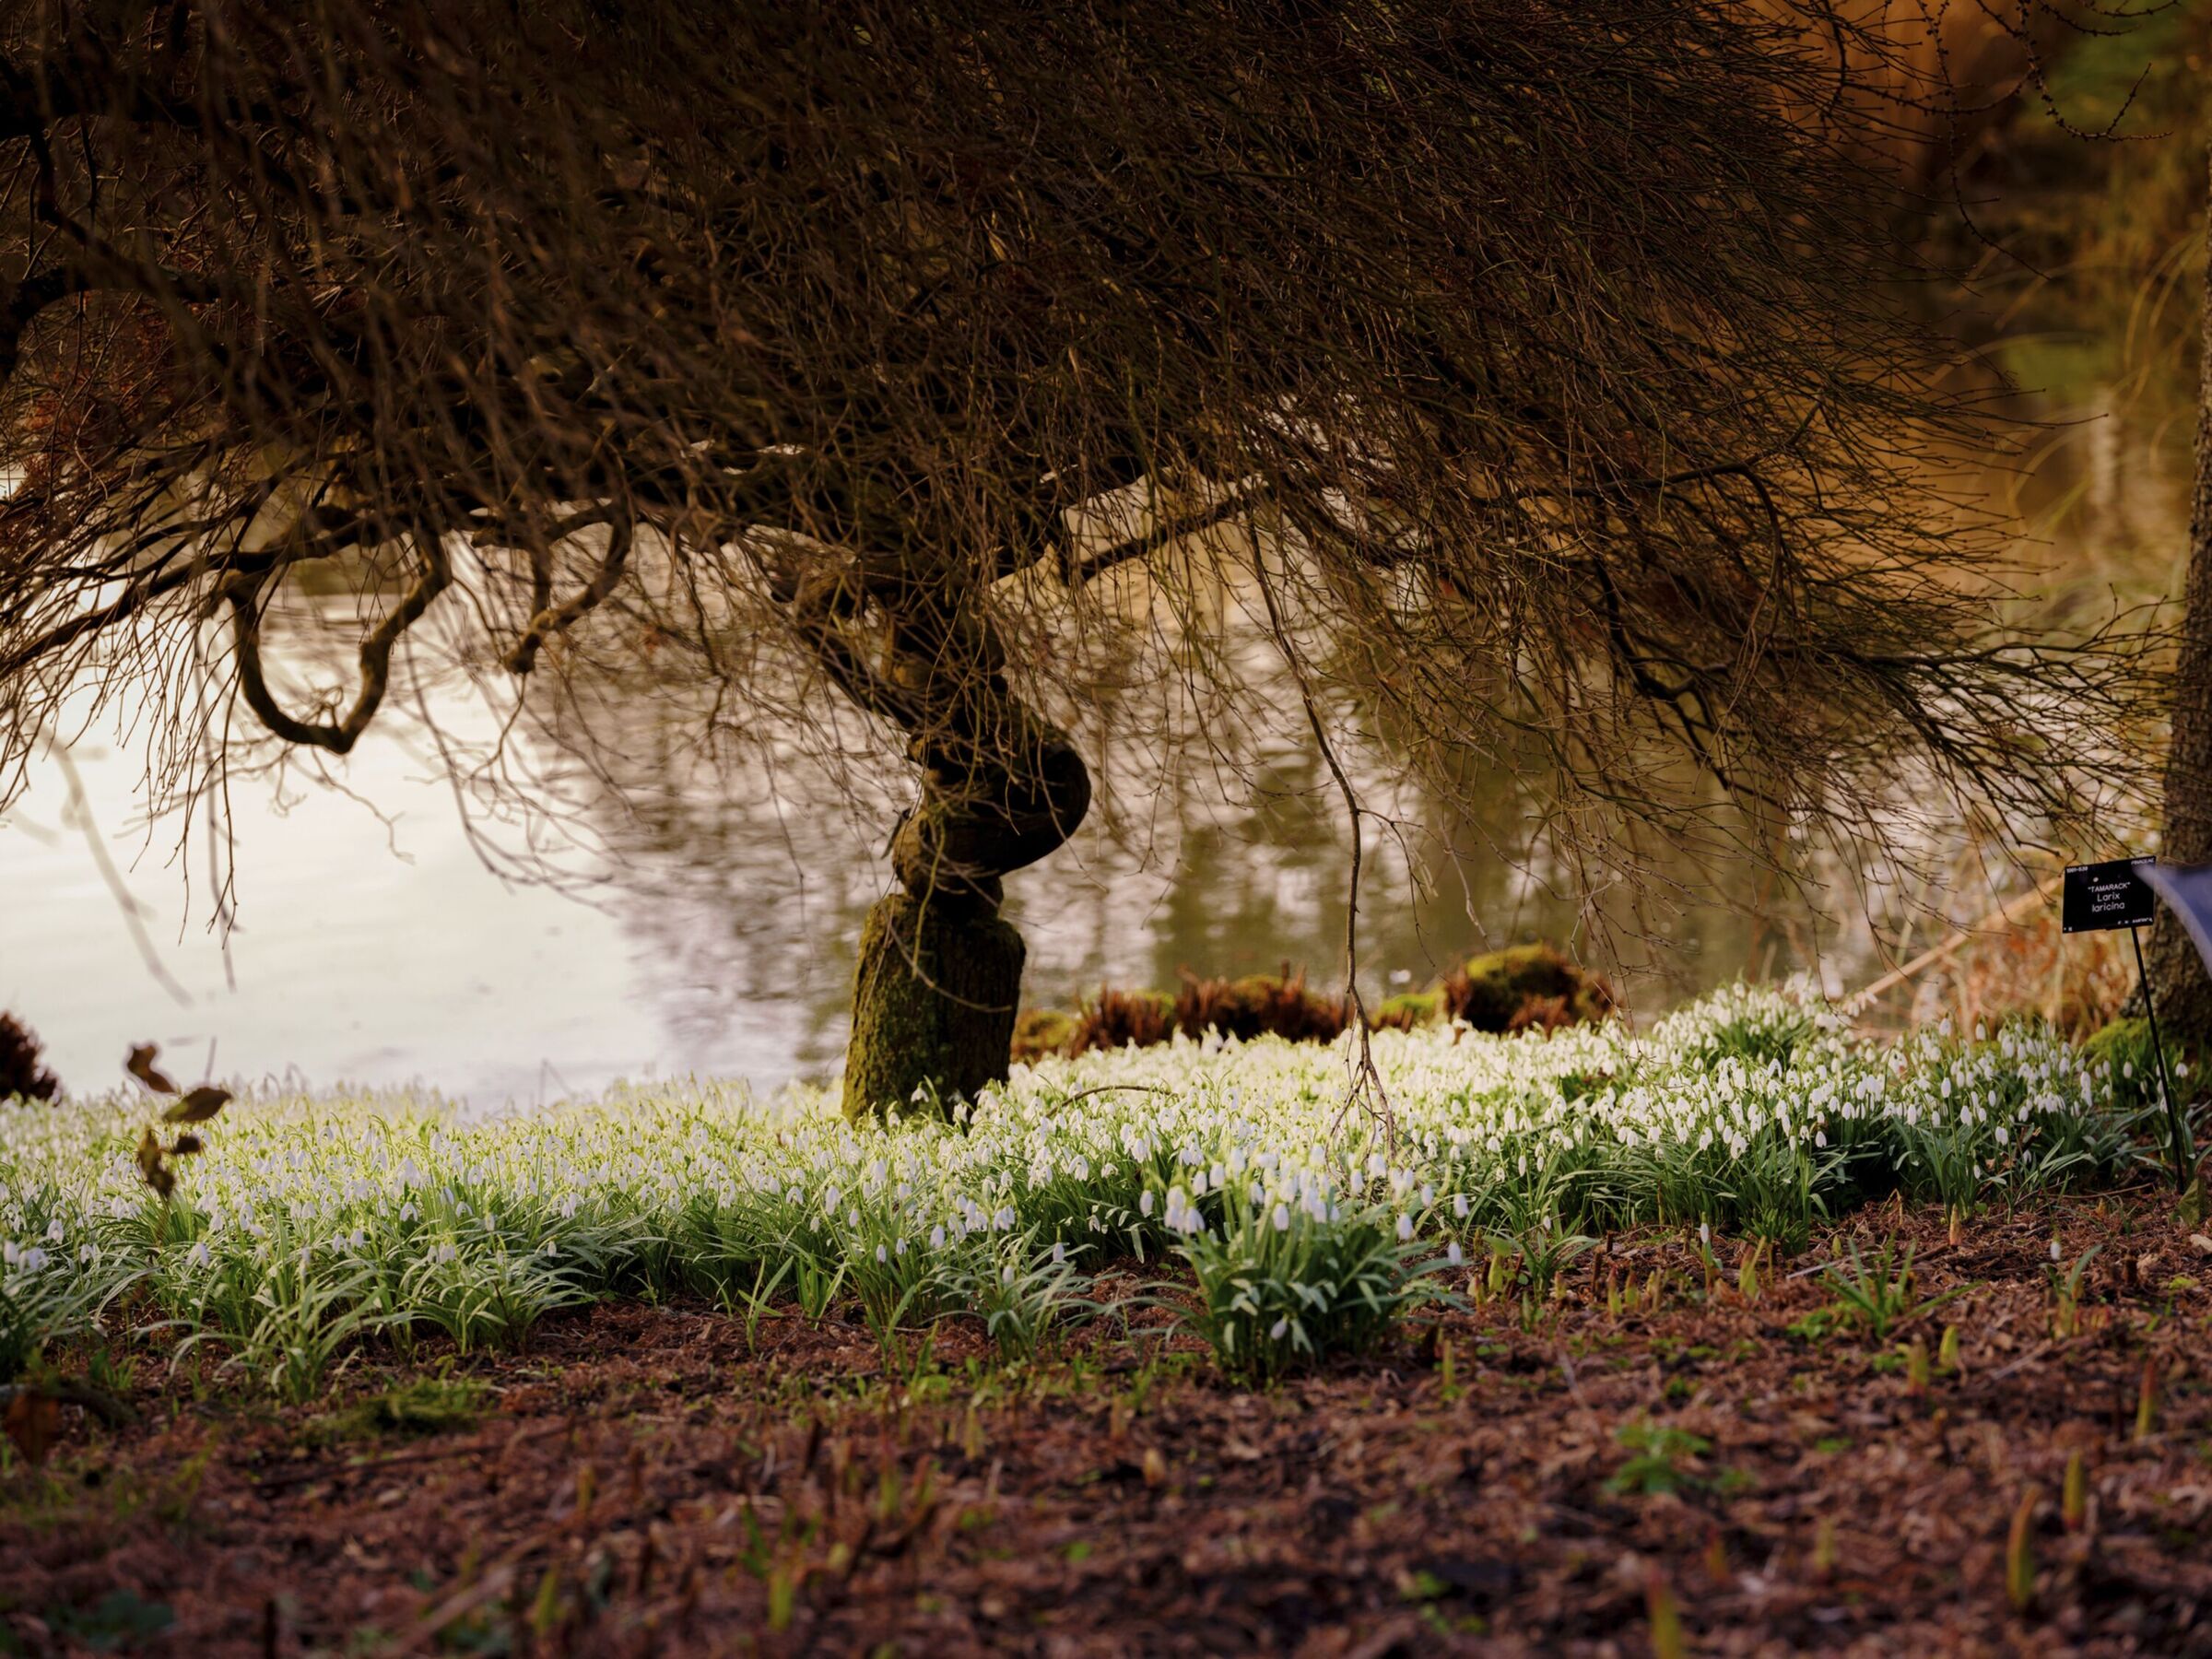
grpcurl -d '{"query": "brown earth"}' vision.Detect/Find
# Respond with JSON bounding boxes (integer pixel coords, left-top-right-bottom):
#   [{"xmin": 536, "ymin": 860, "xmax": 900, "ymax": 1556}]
[{"xmin": 5, "ymin": 1193, "xmax": 2212, "ymax": 1657}]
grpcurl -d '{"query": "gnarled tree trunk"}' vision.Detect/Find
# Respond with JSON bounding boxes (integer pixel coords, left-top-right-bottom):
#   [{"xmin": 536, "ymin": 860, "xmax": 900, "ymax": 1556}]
[
  {"xmin": 794, "ymin": 555, "xmax": 1090, "ymax": 1121},
  {"xmin": 2148, "ymin": 145, "xmax": 2212, "ymax": 1043},
  {"xmin": 842, "ymin": 708, "xmax": 1090, "ymax": 1120}
]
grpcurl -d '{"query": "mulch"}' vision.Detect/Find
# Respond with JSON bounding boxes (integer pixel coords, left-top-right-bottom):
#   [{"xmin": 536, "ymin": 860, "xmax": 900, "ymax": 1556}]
[{"xmin": 5, "ymin": 1193, "xmax": 2211, "ymax": 1656}]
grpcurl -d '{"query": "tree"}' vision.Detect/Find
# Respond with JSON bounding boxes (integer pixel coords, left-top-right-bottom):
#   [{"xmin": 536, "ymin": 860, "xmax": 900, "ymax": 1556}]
[
  {"xmin": 2148, "ymin": 141, "xmax": 2212, "ymax": 1041},
  {"xmin": 0, "ymin": 1, "xmax": 2151, "ymax": 1115}
]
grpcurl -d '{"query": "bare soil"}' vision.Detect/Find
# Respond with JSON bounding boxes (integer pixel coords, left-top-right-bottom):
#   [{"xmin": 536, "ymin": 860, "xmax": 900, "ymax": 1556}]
[{"xmin": 6, "ymin": 1193, "xmax": 2212, "ymax": 1656}]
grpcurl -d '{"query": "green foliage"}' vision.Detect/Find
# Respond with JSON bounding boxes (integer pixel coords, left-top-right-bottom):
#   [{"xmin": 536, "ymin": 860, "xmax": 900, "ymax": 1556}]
[
  {"xmin": 306, "ymin": 1371, "xmax": 489, "ymax": 1445},
  {"xmin": 1173, "ymin": 1195, "xmax": 1454, "ymax": 1382},
  {"xmin": 48, "ymin": 1590, "xmax": 173, "ymax": 1652},
  {"xmin": 0, "ymin": 984, "xmax": 2158, "ymax": 1398},
  {"xmin": 943, "ymin": 1241, "xmax": 1098, "ymax": 1361},
  {"xmin": 1817, "ymin": 1237, "xmax": 1960, "ymax": 1344},
  {"xmin": 1371, "ymin": 991, "xmax": 1443, "ymax": 1031},
  {"xmin": 2082, "ymin": 1018, "xmax": 2202, "ymax": 1121},
  {"xmin": 1606, "ymin": 1420, "xmax": 1712, "ymax": 1497},
  {"xmin": 1009, "ymin": 1008, "xmax": 1080, "ymax": 1064}
]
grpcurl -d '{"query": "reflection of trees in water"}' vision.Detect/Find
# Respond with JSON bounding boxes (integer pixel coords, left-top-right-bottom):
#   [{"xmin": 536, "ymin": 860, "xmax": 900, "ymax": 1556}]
[
  {"xmin": 584, "ymin": 624, "xmax": 1839, "ymax": 1079},
  {"xmin": 563, "ymin": 294, "xmax": 2200, "ymax": 1078}
]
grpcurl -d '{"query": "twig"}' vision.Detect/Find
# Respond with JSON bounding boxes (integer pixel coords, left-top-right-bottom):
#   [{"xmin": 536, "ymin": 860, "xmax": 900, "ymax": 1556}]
[
  {"xmin": 251, "ymin": 1418, "xmax": 568, "ymax": 1489},
  {"xmin": 1849, "ymin": 875, "xmax": 2064, "ymax": 1009},
  {"xmin": 1051, "ymin": 1084, "xmax": 1171, "ymax": 1110},
  {"xmin": 1246, "ymin": 539, "xmax": 1395, "ymax": 1151},
  {"xmin": 50, "ymin": 742, "xmax": 192, "ymax": 1006},
  {"xmin": 0, "ymin": 1378, "xmax": 139, "ymax": 1429}
]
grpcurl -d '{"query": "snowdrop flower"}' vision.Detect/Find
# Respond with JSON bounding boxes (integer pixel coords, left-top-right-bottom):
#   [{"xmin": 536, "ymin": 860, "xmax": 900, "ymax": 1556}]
[
  {"xmin": 1447, "ymin": 1241, "xmax": 1465, "ymax": 1266},
  {"xmin": 930, "ymin": 1225, "xmax": 947, "ymax": 1251},
  {"xmin": 1272, "ymin": 1204, "xmax": 1290, "ymax": 1232},
  {"xmin": 1395, "ymin": 1213, "xmax": 1414, "ymax": 1242},
  {"xmin": 1269, "ymin": 1317, "xmax": 1289, "ymax": 1341}
]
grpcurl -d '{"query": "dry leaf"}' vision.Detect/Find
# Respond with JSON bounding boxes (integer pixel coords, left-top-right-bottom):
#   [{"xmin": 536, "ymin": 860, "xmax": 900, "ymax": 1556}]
[
  {"xmin": 135, "ymin": 1125, "xmax": 175, "ymax": 1198},
  {"xmin": 3, "ymin": 1390, "xmax": 62, "ymax": 1465},
  {"xmin": 125, "ymin": 1043, "xmax": 179, "ymax": 1095},
  {"xmin": 163, "ymin": 1086, "xmax": 231, "ymax": 1124}
]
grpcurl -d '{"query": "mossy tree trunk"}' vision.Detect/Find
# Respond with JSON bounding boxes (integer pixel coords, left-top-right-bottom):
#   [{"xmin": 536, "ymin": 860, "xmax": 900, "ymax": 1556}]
[
  {"xmin": 2149, "ymin": 145, "xmax": 2212, "ymax": 1045},
  {"xmin": 789, "ymin": 546, "xmax": 1091, "ymax": 1123},
  {"xmin": 843, "ymin": 892, "xmax": 1026, "ymax": 1118}
]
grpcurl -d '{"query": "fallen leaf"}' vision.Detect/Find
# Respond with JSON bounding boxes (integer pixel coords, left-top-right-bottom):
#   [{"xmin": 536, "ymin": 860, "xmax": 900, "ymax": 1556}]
[
  {"xmin": 4, "ymin": 1390, "xmax": 63, "ymax": 1465},
  {"xmin": 135, "ymin": 1126, "xmax": 174, "ymax": 1198},
  {"xmin": 163, "ymin": 1086, "xmax": 231, "ymax": 1124},
  {"xmin": 125, "ymin": 1043, "xmax": 179, "ymax": 1095},
  {"xmin": 2189, "ymin": 1235, "xmax": 2212, "ymax": 1256}
]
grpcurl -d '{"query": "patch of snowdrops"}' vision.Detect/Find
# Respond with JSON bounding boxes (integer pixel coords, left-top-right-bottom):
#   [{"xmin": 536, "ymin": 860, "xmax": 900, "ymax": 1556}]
[{"xmin": 0, "ymin": 983, "xmax": 2145, "ymax": 1393}]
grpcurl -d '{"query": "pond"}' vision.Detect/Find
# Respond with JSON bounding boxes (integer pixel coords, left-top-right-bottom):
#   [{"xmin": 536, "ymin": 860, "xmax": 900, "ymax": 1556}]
[{"xmin": 0, "ymin": 293, "xmax": 2196, "ymax": 1106}]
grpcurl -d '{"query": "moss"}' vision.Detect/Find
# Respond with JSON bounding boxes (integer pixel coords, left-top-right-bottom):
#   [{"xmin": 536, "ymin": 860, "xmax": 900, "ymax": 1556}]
[
  {"xmin": 301, "ymin": 1373, "xmax": 488, "ymax": 1447},
  {"xmin": 1070, "ymin": 988, "xmax": 1175, "ymax": 1053},
  {"xmin": 1371, "ymin": 990, "xmax": 1443, "ymax": 1031},
  {"xmin": 1442, "ymin": 943, "xmax": 1614, "ymax": 1034},
  {"xmin": 2082, "ymin": 1017, "xmax": 2202, "ymax": 1115},
  {"xmin": 844, "ymin": 893, "xmax": 1025, "ymax": 1121},
  {"xmin": 1173, "ymin": 969, "xmax": 1347, "ymax": 1043},
  {"xmin": 1010, "ymin": 1007, "xmax": 1078, "ymax": 1064}
]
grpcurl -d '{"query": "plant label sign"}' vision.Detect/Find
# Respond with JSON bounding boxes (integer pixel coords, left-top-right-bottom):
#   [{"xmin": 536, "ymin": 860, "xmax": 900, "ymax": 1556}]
[{"xmin": 2062, "ymin": 856, "xmax": 2158, "ymax": 935}]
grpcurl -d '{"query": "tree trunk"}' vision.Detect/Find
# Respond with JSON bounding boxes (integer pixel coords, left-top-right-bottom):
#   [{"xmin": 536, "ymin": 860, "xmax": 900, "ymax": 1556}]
[
  {"xmin": 2148, "ymin": 143, "xmax": 2212, "ymax": 1043},
  {"xmin": 830, "ymin": 576, "xmax": 1093, "ymax": 1120},
  {"xmin": 842, "ymin": 891, "xmax": 1026, "ymax": 1119}
]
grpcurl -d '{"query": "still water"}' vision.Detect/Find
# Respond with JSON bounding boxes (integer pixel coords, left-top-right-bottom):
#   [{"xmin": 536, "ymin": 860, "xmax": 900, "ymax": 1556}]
[{"xmin": 0, "ymin": 301, "xmax": 2196, "ymax": 1105}]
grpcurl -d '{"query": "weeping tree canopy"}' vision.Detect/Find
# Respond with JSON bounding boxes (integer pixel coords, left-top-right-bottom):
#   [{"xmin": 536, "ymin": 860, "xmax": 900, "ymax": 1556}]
[{"xmin": 0, "ymin": 0, "xmax": 2156, "ymax": 1111}]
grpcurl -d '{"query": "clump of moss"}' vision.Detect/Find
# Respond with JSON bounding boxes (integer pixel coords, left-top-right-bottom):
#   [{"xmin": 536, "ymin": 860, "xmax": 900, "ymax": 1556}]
[
  {"xmin": 1441, "ymin": 943, "xmax": 1614, "ymax": 1034},
  {"xmin": 302, "ymin": 1373, "xmax": 489, "ymax": 1447},
  {"xmin": 1013, "ymin": 945, "xmax": 1614, "ymax": 1065},
  {"xmin": 1371, "ymin": 989, "xmax": 1443, "ymax": 1031},
  {"xmin": 1072, "ymin": 986, "xmax": 1175, "ymax": 1053},
  {"xmin": 2082, "ymin": 1017, "xmax": 2203, "ymax": 1115},
  {"xmin": 1010, "ymin": 1007, "xmax": 1079, "ymax": 1064},
  {"xmin": 0, "ymin": 1011, "xmax": 59, "ymax": 1103},
  {"xmin": 1172, "ymin": 966, "xmax": 1348, "ymax": 1044}
]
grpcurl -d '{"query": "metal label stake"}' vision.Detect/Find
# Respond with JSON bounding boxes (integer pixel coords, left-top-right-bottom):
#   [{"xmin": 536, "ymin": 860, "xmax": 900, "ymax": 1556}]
[
  {"xmin": 2064, "ymin": 857, "xmax": 2192, "ymax": 1192},
  {"xmin": 2126, "ymin": 921, "xmax": 2191, "ymax": 1192}
]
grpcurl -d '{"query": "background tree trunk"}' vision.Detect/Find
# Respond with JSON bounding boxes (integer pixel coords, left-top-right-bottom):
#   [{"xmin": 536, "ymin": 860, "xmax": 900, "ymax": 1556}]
[{"xmin": 2148, "ymin": 144, "xmax": 2212, "ymax": 1042}]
